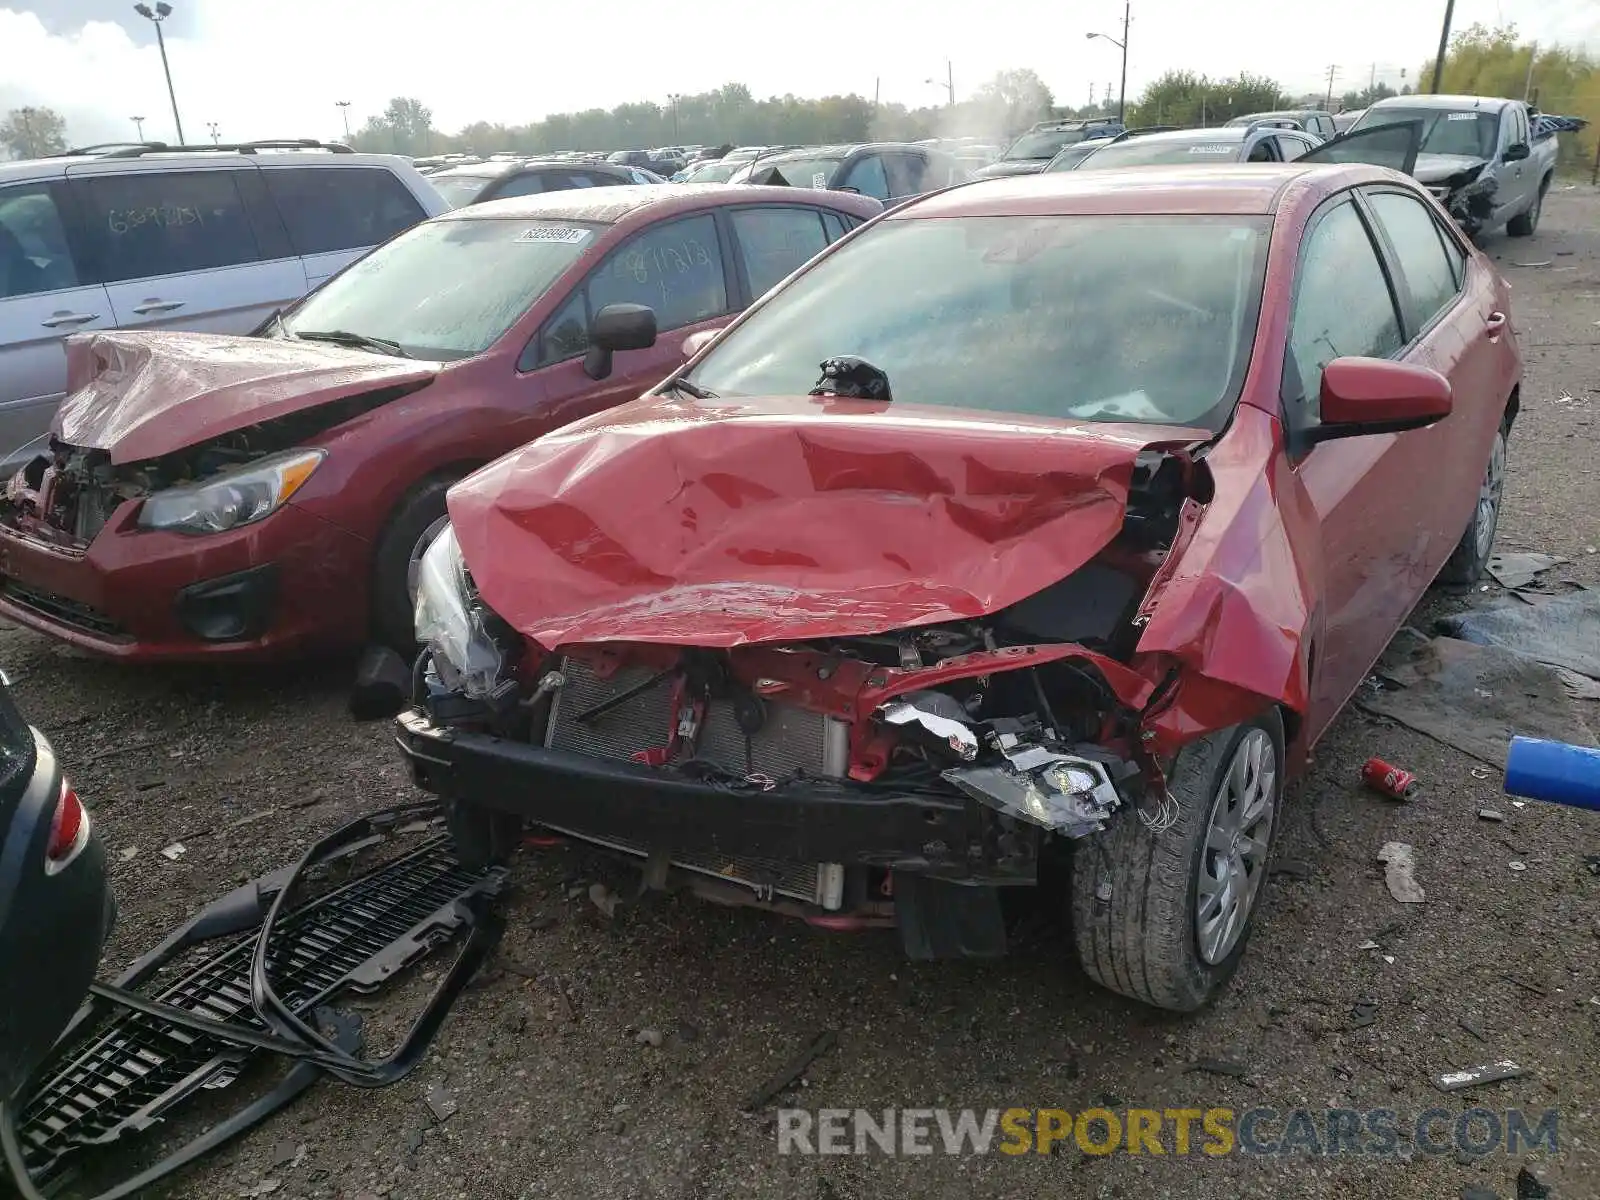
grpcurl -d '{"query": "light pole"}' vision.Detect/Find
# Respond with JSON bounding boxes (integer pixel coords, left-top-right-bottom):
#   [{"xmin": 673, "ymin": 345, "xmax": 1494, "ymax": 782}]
[
  {"xmin": 923, "ymin": 60, "xmax": 955, "ymax": 106},
  {"xmin": 131, "ymin": 115, "xmax": 146, "ymax": 141},
  {"xmin": 335, "ymin": 100, "xmax": 352, "ymax": 141},
  {"xmin": 1086, "ymin": 2, "xmax": 1130, "ymax": 124},
  {"xmin": 667, "ymin": 93, "xmax": 681, "ymax": 142},
  {"xmin": 133, "ymin": 3, "xmax": 184, "ymax": 143}
]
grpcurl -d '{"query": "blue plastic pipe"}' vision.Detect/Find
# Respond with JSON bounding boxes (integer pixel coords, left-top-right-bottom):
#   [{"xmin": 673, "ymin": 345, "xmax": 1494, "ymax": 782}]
[{"xmin": 1504, "ymin": 736, "xmax": 1600, "ymax": 811}]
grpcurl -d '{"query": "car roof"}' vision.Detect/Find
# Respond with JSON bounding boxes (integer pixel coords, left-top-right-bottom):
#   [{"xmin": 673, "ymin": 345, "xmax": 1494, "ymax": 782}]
[
  {"xmin": 894, "ymin": 163, "xmax": 1398, "ymax": 219},
  {"xmin": 0, "ymin": 146, "xmax": 412, "ymax": 182},
  {"xmin": 432, "ymin": 159, "xmax": 623, "ymax": 180},
  {"xmin": 444, "ymin": 182, "xmax": 878, "ymax": 226},
  {"xmin": 1101, "ymin": 126, "xmax": 1251, "ymax": 146},
  {"xmin": 1367, "ymin": 93, "xmax": 1513, "ymax": 112}
]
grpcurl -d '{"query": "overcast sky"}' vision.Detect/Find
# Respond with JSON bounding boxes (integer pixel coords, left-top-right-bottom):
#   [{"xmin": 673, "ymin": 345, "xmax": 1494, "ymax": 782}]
[{"xmin": 3, "ymin": 0, "xmax": 1597, "ymax": 147}]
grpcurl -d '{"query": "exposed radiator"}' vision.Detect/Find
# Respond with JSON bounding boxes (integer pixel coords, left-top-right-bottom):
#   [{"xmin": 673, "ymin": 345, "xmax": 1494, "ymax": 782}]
[{"xmin": 542, "ymin": 658, "xmax": 849, "ymax": 909}]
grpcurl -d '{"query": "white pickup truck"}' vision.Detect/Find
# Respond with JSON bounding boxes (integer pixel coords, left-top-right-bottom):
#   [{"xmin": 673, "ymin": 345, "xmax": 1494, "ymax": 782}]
[{"xmin": 1349, "ymin": 94, "xmax": 1559, "ymax": 237}]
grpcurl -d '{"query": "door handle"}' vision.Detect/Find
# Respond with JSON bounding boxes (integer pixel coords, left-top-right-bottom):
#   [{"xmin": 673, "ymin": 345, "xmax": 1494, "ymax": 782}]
[
  {"xmin": 131, "ymin": 298, "xmax": 186, "ymax": 315},
  {"xmin": 39, "ymin": 311, "xmax": 100, "ymax": 329},
  {"xmin": 1484, "ymin": 311, "xmax": 1508, "ymax": 338}
]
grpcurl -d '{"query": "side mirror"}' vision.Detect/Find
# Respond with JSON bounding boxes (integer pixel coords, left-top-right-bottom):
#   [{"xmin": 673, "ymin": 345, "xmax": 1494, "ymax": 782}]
[
  {"xmin": 681, "ymin": 327, "xmax": 723, "ymax": 360},
  {"xmin": 1504, "ymin": 141, "xmax": 1531, "ymax": 162},
  {"xmin": 1303, "ymin": 357, "xmax": 1452, "ymax": 447},
  {"xmin": 583, "ymin": 302, "xmax": 657, "ymax": 380}
]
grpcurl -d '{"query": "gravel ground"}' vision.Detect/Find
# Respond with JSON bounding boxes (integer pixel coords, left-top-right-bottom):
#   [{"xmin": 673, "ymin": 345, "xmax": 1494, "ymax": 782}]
[{"xmin": 5, "ymin": 187, "xmax": 1600, "ymax": 1200}]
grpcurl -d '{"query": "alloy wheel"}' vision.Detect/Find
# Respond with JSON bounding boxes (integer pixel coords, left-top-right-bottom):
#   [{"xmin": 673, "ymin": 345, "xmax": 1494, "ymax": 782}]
[{"xmin": 1195, "ymin": 727, "xmax": 1278, "ymax": 965}]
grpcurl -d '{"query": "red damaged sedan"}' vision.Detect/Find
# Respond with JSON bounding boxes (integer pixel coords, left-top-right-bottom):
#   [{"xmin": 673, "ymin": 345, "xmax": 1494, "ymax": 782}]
[
  {"xmin": 397, "ymin": 158, "xmax": 1520, "ymax": 1011},
  {"xmin": 0, "ymin": 185, "xmax": 878, "ymax": 660}
]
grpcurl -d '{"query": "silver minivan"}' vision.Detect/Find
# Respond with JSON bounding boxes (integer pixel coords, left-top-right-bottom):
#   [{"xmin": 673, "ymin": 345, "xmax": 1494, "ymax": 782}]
[{"xmin": 0, "ymin": 140, "xmax": 447, "ymax": 469}]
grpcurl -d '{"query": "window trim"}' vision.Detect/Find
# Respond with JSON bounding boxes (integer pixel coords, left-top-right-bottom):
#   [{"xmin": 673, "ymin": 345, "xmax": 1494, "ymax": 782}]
[
  {"xmin": 521, "ymin": 210, "xmax": 737, "ymax": 372},
  {"xmin": 1355, "ymin": 184, "xmax": 1466, "ymax": 347},
  {"xmin": 1279, "ymin": 190, "xmax": 1409, "ymax": 443},
  {"xmin": 0, "ymin": 178, "xmax": 97, "ymax": 298}
]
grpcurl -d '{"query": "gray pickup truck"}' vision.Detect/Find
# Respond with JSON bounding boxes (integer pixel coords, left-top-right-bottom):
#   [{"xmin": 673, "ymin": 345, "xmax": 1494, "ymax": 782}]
[{"xmin": 1350, "ymin": 94, "xmax": 1556, "ymax": 237}]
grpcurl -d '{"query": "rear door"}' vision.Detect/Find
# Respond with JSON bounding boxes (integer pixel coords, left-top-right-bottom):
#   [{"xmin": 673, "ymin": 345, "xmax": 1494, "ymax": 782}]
[
  {"xmin": 1297, "ymin": 121, "xmax": 1422, "ymax": 176},
  {"xmin": 519, "ymin": 211, "xmax": 737, "ymax": 429},
  {"xmin": 259, "ymin": 164, "xmax": 429, "ymax": 288},
  {"xmin": 723, "ymin": 204, "xmax": 831, "ymax": 302},
  {"xmin": 0, "ymin": 177, "xmax": 112, "ymax": 462},
  {"xmin": 66, "ymin": 163, "xmax": 307, "ymax": 334}
]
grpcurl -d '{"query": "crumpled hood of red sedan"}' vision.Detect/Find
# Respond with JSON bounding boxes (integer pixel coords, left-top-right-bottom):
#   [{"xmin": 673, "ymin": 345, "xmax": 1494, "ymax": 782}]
[
  {"xmin": 55, "ymin": 330, "xmax": 436, "ymax": 464},
  {"xmin": 448, "ymin": 394, "xmax": 1207, "ymax": 649}
]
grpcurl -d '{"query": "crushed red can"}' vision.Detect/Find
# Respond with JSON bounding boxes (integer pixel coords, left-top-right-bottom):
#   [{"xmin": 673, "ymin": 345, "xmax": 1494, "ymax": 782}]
[{"xmin": 1362, "ymin": 757, "xmax": 1420, "ymax": 800}]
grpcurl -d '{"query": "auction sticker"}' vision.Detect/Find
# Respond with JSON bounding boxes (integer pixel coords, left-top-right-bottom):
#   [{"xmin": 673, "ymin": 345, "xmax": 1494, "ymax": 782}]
[
  {"xmin": 518, "ymin": 225, "xmax": 591, "ymax": 244},
  {"xmin": 1188, "ymin": 144, "xmax": 1235, "ymax": 154},
  {"xmin": 1446, "ymin": 112, "xmax": 1477, "ymax": 120},
  {"xmin": 812, "ymin": 172, "xmax": 829, "ymax": 188}
]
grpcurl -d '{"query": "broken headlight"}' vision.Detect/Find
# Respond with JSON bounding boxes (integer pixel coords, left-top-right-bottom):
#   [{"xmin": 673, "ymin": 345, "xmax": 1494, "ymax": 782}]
[
  {"xmin": 137, "ymin": 448, "xmax": 325, "ymax": 535},
  {"xmin": 413, "ymin": 523, "xmax": 505, "ymax": 700}
]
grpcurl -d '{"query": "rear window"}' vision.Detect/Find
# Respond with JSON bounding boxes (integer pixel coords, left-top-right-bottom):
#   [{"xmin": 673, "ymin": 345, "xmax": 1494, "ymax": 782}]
[
  {"xmin": 429, "ymin": 173, "xmax": 496, "ymax": 209},
  {"xmin": 282, "ymin": 217, "xmax": 598, "ymax": 360},
  {"xmin": 686, "ymin": 214, "xmax": 1271, "ymax": 431},
  {"xmin": 744, "ymin": 158, "xmax": 844, "ymax": 189},
  {"xmin": 262, "ymin": 167, "xmax": 425, "ymax": 254},
  {"xmin": 1005, "ymin": 129, "xmax": 1089, "ymax": 160}
]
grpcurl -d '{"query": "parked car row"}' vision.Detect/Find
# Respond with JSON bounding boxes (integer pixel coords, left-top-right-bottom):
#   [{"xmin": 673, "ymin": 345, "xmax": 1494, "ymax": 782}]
[{"xmin": 0, "ymin": 113, "xmax": 1538, "ymax": 1022}]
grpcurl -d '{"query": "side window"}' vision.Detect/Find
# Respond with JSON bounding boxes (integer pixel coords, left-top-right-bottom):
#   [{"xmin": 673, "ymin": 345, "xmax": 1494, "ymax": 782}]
[
  {"xmin": 1276, "ymin": 135, "xmax": 1310, "ymax": 161},
  {"xmin": 884, "ymin": 154, "xmax": 928, "ymax": 197},
  {"xmin": 1246, "ymin": 137, "xmax": 1277, "ymax": 163},
  {"xmin": 1433, "ymin": 211, "xmax": 1467, "ymax": 289},
  {"xmin": 731, "ymin": 207, "xmax": 827, "ymax": 299},
  {"xmin": 1365, "ymin": 190, "xmax": 1461, "ymax": 335},
  {"xmin": 840, "ymin": 156, "xmax": 889, "ymax": 201},
  {"xmin": 820, "ymin": 211, "xmax": 847, "ymax": 241},
  {"xmin": 78, "ymin": 169, "xmax": 263, "ymax": 282},
  {"xmin": 584, "ymin": 213, "xmax": 728, "ymax": 333},
  {"xmin": 532, "ymin": 288, "xmax": 589, "ymax": 368},
  {"xmin": 260, "ymin": 167, "xmax": 425, "ymax": 256},
  {"xmin": 1284, "ymin": 200, "xmax": 1404, "ymax": 425},
  {"xmin": 492, "ymin": 172, "xmax": 549, "ymax": 200},
  {"xmin": 0, "ymin": 182, "xmax": 82, "ymax": 298}
]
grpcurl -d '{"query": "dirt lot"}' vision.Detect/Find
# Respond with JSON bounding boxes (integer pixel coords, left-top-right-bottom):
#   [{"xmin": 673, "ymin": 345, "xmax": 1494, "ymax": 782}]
[{"xmin": 6, "ymin": 187, "xmax": 1600, "ymax": 1200}]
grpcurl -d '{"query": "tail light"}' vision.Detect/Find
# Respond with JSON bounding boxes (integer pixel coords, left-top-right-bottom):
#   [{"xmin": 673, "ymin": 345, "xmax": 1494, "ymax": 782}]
[{"xmin": 44, "ymin": 780, "xmax": 89, "ymax": 874}]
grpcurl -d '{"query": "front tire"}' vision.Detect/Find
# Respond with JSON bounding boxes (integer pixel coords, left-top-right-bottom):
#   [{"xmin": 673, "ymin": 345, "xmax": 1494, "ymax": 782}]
[
  {"xmin": 1070, "ymin": 710, "xmax": 1284, "ymax": 1012},
  {"xmin": 371, "ymin": 477, "xmax": 458, "ymax": 652},
  {"xmin": 1437, "ymin": 422, "xmax": 1508, "ymax": 586}
]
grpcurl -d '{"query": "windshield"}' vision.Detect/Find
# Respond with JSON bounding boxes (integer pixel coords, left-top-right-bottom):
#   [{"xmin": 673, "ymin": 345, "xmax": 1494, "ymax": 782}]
[
  {"xmin": 430, "ymin": 173, "xmax": 496, "ymax": 209},
  {"xmin": 282, "ymin": 217, "xmax": 597, "ymax": 360},
  {"xmin": 1352, "ymin": 107, "xmax": 1499, "ymax": 158},
  {"xmin": 683, "ymin": 160, "xmax": 743, "ymax": 183},
  {"xmin": 1074, "ymin": 135, "xmax": 1244, "ymax": 169},
  {"xmin": 1005, "ymin": 129, "xmax": 1091, "ymax": 160},
  {"xmin": 1044, "ymin": 141, "xmax": 1115, "ymax": 172},
  {"xmin": 738, "ymin": 157, "xmax": 844, "ymax": 188},
  {"xmin": 685, "ymin": 214, "xmax": 1270, "ymax": 430}
]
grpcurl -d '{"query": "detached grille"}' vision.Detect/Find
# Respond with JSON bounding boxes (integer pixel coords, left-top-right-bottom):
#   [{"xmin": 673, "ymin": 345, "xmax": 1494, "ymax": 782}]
[
  {"xmin": 2, "ymin": 581, "xmax": 126, "ymax": 640},
  {"xmin": 543, "ymin": 658, "xmax": 848, "ymax": 909}
]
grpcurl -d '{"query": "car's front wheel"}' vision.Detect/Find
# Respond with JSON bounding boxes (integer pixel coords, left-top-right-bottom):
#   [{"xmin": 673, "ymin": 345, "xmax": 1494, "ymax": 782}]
[
  {"xmin": 372, "ymin": 476, "xmax": 460, "ymax": 652},
  {"xmin": 1437, "ymin": 421, "xmax": 1508, "ymax": 586},
  {"xmin": 1070, "ymin": 711, "xmax": 1284, "ymax": 1012}
]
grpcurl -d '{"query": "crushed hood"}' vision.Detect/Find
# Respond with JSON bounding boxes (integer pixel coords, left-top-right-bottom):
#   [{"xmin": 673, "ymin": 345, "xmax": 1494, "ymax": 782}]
[
  {"xmin": 448, "ymin": 393, "xmax": 1205, "ymax": 649},
  {"xmin": 1412, "ymin": 152, "xmax": 1489, "ymax": 186},
  {"xmin": 55, "ymin": 330, "xmax": 437, "ymax": 464}
]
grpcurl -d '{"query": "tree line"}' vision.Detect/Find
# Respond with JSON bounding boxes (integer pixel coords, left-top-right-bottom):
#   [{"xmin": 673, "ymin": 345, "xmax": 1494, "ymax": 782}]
[{"xmin": 3, "ymin": 24, "xmax": 1595, "ymax": 167}]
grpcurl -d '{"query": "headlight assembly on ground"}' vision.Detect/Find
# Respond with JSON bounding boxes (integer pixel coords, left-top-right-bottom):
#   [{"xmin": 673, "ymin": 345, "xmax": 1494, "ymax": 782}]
[
  {"xmin": 137, "ymin": 449, "xmax": 325, "ymax": 535},
  {"xmin": 413, "ymin": 524, "xmax": 504, "ymax": 698}
]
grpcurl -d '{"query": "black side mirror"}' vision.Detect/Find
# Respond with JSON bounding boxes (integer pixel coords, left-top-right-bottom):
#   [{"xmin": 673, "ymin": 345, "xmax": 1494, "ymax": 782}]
[
  {"xmin": 1504, "ymin": 141, "xmax": 1531, "ymax": 162},
  {"xmin": 583, "ymin": 302, "xmax": 657, "ymax": 380}
]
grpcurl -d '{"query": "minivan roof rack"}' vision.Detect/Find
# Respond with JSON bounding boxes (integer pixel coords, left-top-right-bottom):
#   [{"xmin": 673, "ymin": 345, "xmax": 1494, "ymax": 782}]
[
  {"xmin": 58, "ymin": 139, "xmax": 356, "ymax": 159},
  {"xmin": 1108, "ymin": 125, "xmax": 1180, "ymax": 142}
]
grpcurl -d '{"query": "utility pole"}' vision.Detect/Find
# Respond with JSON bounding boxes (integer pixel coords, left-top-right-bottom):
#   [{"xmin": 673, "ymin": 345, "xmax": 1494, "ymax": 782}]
[
  {"xmin": 133, "ymin": 3, "xmax": 184, "ymax": 143},
  {"xmin": 1430, "ymin": 0, "xmax": 1456, "ymax": 94},
  {"xmin": 335, "ymin": 100, "xmax": 352, "ymax": 141},
  {"xmin": 131, "ymin": 115, "xmax": 145, "ymax": 140},
  {"xmin": 1324, "ymin": 65, "xmax": 1338, "ymax": 110},
  {"xmin": 1085, "ymin": 4, "xmax": 1129, "ymax": 124},
  {"xmin": 924, "ymin": 60, "xmax": 954, "ymax": 106},
  {"xmin": 1522, "ymin": 42, "xmax": 1538, "ymax": 102},
  {"xmin": 872, "ymin": 77, "xmax": 880, "ymax": 111},
  {"xmin": 667, "ymin": 93, "xmax": 681, "ymax": 141}
]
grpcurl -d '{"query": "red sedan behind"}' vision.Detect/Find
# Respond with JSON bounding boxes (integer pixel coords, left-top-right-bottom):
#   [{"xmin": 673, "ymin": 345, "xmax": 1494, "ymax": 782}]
[{"xmin": 0, "ymin": 184, "xmax": 879, "ymax": 661}]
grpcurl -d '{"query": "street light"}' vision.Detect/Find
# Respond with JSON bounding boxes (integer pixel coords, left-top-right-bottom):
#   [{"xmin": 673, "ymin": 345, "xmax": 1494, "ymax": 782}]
[
  {"xmin": 131, "ymin": 115, "xmax": 146, "ymax": 140},
  {"xmin": 667, "ymin": 93, "xmax": 682, "ymax": 142},
  {"xmin": 335, "ymin": 100, "xmax": 352, "ymax": 141},
  {"xmin": 1086, "ymin": 1, "xmax": 1131, "ymax": 124},
  {"xmin": 132, "ymin": 2, "xmax": 185, "ymax": 144},
  {"xmin": 923, "ymin": 60, "xmax": 955, "ymax": 106}
]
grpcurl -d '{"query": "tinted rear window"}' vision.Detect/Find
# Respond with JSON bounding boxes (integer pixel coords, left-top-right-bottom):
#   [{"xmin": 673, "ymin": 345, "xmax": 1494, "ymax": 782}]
[{"xmin": 263, "ymin": 167, "xmax": 426, "ymax": 253}]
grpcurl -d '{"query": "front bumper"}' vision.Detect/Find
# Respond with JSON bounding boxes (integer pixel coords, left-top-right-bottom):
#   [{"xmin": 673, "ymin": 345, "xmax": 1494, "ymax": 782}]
[
  {"xmin": 394, "ymin": 708, "xmax": 1034, "ymax": 883},
  {"xmin": 0, "ymin": 501, "xmax": 370, "ymax": 662}
]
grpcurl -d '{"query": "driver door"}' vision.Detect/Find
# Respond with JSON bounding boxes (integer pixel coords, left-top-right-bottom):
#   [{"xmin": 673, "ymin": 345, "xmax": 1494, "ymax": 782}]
[{"xmin": 1296, "ymin": 121, "xmax": 1423, "ymax": 177}]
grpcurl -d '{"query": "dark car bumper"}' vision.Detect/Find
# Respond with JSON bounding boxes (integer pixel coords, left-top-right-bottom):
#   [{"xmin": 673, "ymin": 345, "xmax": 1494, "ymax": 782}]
[
  {"xmin": 393, "ymin": 709, "xmax": 1032, "ymax": 883},
  {"xmin": 0, "ymin": 731, "xmax": 110, "ymax": 1101},
  {"xmin": 0, "ymin": 501, "xmax": 370, "ymax": 663}
]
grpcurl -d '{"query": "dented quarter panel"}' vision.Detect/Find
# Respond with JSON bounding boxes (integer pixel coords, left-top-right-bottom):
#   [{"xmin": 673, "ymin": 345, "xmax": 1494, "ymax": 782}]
[
  {"xmin": 449, "ymin": 393, "xmax": 1211, "ymax": 650},
  {"xmin": 56, "ymin": 331, "xmax": 438, "ymax": 465}
]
